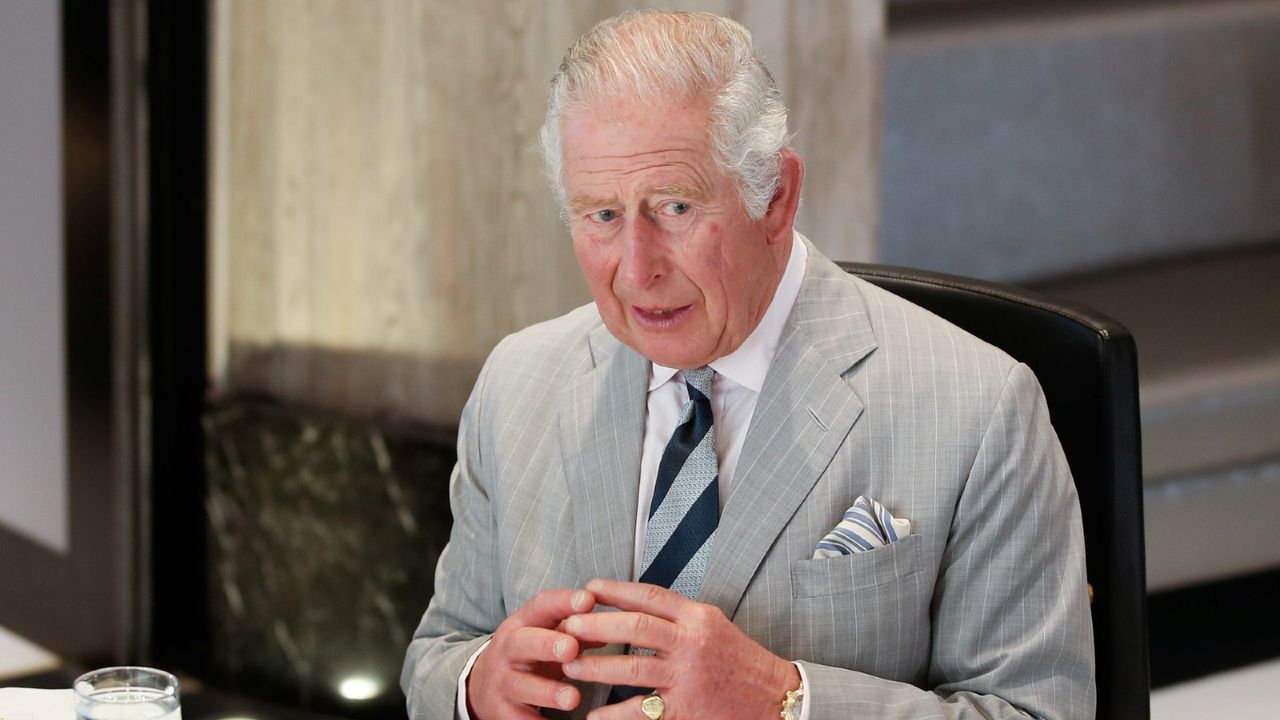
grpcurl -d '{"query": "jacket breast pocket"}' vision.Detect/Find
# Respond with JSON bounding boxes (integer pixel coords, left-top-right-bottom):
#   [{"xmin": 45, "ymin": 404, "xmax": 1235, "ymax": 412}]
[
  {"xmin": 784, "ymin": 533, "xmax": 930, "ymax": 678},
  {"xmin": 790, "ymin": 533, "xmax": 924, "ymax": 599}
]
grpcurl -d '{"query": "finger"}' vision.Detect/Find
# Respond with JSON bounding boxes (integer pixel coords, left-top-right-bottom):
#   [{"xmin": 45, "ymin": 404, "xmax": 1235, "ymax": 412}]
[
  {"xmin": 555, "ymin": 619, "xmax": 606, "ymax": 649},
  {"xmin": 496, "ymin": 704, "xmax": 546, "ymax": 720},
  {"xmin": 564, "ymin": 610, "xmax": 679, "ymax": 652},
  {"xmin": 584, "ymin": 579, "xmax": 689, "ymax": 621},
  {"xmin": 504, "ymin": 668, "xmax": 580, "ymax": 713},
  {"xmin": 514, "ymin": 588, "xmax": 596, "ymax": 629},
  {"xmin": 504, "ymin": 626, "xmax": 580, "ymax": 664},
  {"xmin": 587, "ymin": 694, "xmax": 658, "ymax": 720},
  {"xmin": 562, "ymin": 653, "xmax": 673, "ymax": 689}
]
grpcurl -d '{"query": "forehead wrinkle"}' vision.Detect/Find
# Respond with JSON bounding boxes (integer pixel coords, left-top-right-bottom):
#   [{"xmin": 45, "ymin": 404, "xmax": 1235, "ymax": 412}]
[
  {"xmin": 585, "ymin": 143, "xmax": 702, "ymax": 161},
  {"xmin": 572, "ymin": 154, "xmax": 715, "ymax": 192},
  {"xmin": 574, "ymin": 148, "xmax": 704, "ymax": 173},
  {"xmin": 565, "ymin": 126, "xmax": 721, "ymax": 208}
]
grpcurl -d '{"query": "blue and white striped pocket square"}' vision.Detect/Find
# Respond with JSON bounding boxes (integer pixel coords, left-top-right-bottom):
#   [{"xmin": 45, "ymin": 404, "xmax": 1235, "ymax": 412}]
[{"xmin": 813, "ymin": 495, "xmax": 913, "ymax": 559}]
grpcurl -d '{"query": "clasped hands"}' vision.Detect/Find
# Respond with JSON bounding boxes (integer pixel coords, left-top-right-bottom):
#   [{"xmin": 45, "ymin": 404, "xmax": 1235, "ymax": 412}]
[{"xmin": 466, "ymin": 578, "xmax": 799, "ymax": 720}]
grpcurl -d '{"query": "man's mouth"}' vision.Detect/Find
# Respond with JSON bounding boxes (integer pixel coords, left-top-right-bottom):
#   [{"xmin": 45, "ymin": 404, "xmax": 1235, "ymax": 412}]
[{"xmin": 632, "ymin": 304, "xmax": 691, "ymax": 327}]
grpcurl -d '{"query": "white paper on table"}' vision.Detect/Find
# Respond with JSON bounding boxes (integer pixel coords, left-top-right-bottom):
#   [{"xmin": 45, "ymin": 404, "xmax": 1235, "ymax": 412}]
[{"xmin": 0, "ymin": 687, "xmax": 73, "ymax": 720}]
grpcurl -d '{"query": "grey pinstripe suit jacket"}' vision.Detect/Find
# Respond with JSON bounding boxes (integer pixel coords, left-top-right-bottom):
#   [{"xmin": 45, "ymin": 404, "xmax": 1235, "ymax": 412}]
[{"xmin": 402, "ymin": 237, "xmax": 1095, "ymax": 719}]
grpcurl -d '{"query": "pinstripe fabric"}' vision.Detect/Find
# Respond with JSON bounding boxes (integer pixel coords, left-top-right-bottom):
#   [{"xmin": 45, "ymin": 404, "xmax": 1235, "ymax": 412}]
[{"xmin": 402, "ymin": 235, "xmax": 1095, "ymax": 719}]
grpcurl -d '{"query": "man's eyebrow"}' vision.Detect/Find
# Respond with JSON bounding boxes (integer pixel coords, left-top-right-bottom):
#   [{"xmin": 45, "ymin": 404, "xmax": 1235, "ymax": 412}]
[
  {"xmin": 567, "ymin": 193, "xmax": 616, "ymax": 213},
  {"xmin": 652, "ymin": 183, "xmax": 706, "ymax": 200}
]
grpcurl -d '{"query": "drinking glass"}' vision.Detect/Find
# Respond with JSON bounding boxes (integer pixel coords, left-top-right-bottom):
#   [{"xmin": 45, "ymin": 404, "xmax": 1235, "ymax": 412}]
[{"xmin": 73, "ymin": 667, "xmax": 181, "ymax": 720}]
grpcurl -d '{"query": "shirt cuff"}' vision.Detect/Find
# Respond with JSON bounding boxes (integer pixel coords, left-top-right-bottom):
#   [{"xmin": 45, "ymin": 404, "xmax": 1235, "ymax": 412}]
[
  {"xmin": 791, "ymin": 661, "xmax": 811, "ymax": 720},
  {"xmin": 455, "ymin": 639, "xmax": 492, "ymax": 720}
]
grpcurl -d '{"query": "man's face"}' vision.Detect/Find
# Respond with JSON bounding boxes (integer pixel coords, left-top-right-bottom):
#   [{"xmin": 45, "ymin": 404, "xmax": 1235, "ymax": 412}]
[{"xmin": 561, "ymin": 97, "xmax": 791, "ymax": 369}]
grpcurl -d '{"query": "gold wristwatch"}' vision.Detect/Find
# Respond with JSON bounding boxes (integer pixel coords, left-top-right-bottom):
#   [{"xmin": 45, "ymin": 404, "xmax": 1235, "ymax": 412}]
[{"xmin": 780, "ymin": 683, "xmax": 805, "ymax": 720}]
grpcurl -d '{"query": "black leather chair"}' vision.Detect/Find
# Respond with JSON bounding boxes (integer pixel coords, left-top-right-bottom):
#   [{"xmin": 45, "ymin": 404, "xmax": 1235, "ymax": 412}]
[{"xmin": 840, "ymin": 262, "xmax": 1149, "ymax": 720}]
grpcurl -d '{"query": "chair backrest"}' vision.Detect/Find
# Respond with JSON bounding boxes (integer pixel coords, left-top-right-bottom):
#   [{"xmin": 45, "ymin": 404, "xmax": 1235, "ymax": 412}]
[{"xmin": 840, "ymin": 262, "xmax": 1150, "ymax": 720}]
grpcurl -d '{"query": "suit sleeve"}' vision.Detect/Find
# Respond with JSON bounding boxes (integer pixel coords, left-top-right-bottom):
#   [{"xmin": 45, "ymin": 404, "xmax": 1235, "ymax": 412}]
[
  {"xmin": 799, "ymin": 363, "xmax": 1096, "ymax": 719},
  {"xmin": 401, "ymin": 354, "xmax": 506, "ymax": 720}
]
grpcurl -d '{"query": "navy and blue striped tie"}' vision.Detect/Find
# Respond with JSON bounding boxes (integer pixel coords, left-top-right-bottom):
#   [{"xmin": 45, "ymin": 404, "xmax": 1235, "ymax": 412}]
[
  {"xmin": 640, "ymin": 366, "xmax": 720, "ymax": 594},
  {"xmin": 611, "ymin": 366, "xmax": 719, "ymax": 701}
]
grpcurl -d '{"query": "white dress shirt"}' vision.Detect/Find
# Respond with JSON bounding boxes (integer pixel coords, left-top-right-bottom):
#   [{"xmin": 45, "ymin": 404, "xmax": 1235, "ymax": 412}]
[{"xmin": 457, "ymin": 235, "xmax": 810, "ymax": 718}]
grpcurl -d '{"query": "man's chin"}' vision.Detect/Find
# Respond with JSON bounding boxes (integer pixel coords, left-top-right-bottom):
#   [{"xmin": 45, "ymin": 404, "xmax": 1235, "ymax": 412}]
[
  {"xmin": 633, "ymin": 343, "xmax": 713, "ymax": 370},
  {"xmin": 603, "ymin": 321, "xmax": 714, "ymax": 369}
]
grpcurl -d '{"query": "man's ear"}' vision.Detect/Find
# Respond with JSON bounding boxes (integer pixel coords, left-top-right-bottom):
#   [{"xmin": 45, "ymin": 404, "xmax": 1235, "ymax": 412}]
[{"xmin": 763, "ymin": 148, "xmax": 804, "ymax": 245}]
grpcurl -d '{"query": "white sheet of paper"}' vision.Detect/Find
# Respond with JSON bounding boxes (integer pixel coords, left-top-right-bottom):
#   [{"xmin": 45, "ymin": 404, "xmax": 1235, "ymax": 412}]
[{"xmin": 0, "ymin": 687, "xmax": 73, "ymax": 720}]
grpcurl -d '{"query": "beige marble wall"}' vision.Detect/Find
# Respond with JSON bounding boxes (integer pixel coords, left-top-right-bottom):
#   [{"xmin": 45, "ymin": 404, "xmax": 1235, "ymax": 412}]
[{"xmin": 209, "ymin": 0, "xmax": 884, "ymax": 425}]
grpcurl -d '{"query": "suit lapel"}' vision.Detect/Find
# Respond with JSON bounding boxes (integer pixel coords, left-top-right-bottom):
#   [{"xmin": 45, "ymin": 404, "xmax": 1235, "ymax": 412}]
[
  {"xmin": 560, "ymin": 324, "xmax": 649, "ymax": 585},
  {"xmin": 699, "ymin": 239, "xmax": 878, "ymax": 618}
]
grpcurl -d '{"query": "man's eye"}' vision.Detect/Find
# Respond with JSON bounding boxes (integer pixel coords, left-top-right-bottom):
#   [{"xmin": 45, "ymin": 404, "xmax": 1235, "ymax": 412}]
[
  {"xmin": 666, "ymin": 202, "xmax": 690, "ymax": 216},
  {"xmin": 591, "ymin": 209, "xmax": 618, "ymax": 223}
]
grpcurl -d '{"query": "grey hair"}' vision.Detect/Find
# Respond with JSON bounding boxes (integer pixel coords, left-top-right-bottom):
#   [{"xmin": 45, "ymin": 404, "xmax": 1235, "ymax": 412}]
[{"xmin": 538, "ymin": 10, "xmax": 792, "ymax": 221}]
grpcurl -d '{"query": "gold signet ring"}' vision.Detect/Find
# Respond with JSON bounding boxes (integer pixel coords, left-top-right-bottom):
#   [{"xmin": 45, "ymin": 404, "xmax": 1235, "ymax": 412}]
[{"xmin": 640, "ymin": 694, "xmax": 665, "ymax": 720}]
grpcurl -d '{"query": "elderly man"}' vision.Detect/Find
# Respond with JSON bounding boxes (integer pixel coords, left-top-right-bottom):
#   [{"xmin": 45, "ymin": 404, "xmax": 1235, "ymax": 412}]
[{"xmin": 403, "ymin": 10, "xmax": 1093, "ymax": 720}]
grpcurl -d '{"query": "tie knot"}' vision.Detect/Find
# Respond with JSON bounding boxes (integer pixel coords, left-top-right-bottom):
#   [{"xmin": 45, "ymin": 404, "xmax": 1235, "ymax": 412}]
[{"xmin": 684, "ymin": 366, "xmax": 714, "ymax": 399}]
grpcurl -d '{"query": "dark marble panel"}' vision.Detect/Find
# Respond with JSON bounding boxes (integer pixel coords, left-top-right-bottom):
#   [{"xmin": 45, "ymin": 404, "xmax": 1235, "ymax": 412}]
[{"xmin": 203, "ymin": 399, "xmax": 456, "ymax": 718}]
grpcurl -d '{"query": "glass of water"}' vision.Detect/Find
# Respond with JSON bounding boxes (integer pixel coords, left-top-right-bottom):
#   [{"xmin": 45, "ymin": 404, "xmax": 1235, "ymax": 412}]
[{"xmin": 73, "ymin": 666, "xmax": 181, "ymax": 720}]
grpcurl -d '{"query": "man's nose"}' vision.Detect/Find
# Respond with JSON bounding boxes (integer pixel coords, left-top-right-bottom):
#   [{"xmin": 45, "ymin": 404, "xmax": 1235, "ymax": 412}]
[{"xmin": 617, "ymin": 214, "xmax": 667, "ymax": 291}]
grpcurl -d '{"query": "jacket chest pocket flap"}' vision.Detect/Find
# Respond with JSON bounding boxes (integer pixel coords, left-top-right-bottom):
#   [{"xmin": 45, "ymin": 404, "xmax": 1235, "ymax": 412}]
[{"xmin": 790, "ymin": 533, "xmax": 924, "ymax": 599}]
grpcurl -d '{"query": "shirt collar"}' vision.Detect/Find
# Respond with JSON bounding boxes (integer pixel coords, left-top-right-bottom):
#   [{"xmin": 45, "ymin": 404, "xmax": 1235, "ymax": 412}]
[{"xmin": 649, "ymin": 233, "xmax": 808, "ymax": 392}]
